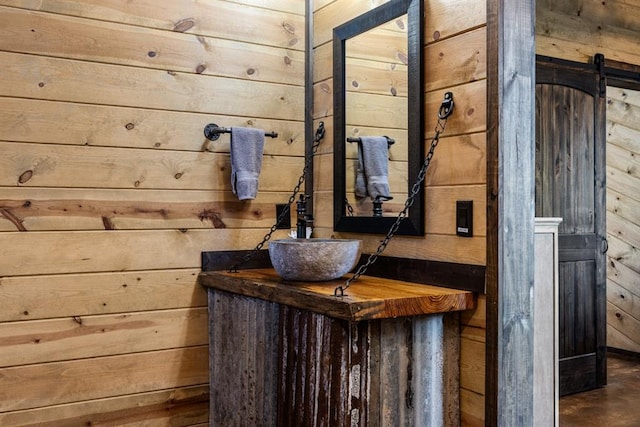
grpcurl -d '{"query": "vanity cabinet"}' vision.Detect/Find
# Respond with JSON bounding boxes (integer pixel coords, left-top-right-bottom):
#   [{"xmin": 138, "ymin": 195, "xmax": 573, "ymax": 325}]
[{"xmin": 199, "ymin": 269, "xmax": 475, "ymax": 426}]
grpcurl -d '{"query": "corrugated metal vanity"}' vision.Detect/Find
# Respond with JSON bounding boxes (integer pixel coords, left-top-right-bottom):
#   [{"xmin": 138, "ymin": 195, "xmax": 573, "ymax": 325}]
[{"xmin": 199, "ymin": 268, "xmax": 475, "ymax": 426}]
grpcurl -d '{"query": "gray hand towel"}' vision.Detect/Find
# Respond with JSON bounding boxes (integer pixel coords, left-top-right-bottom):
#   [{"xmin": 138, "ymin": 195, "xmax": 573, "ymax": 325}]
[
  {"xmin": 230, "ymin": 126, "xmax": 265, "ymax": 200},
  {"xmin": 355, "ymin": 136, "xmax": 393, "ymax": 201}
]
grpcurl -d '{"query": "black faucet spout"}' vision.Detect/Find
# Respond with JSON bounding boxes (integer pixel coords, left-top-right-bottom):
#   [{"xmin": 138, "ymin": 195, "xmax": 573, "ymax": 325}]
[{"xmin": 296, "ymin": 194, "xmax": 309, "ymax": 239}]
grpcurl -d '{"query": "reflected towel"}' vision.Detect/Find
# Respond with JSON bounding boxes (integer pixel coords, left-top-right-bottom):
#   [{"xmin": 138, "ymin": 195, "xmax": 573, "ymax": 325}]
[
  {"xmin": 355, "ymin": 136, "xmax": 393, "ymax": 201},
  {"xmin": 230, "ymin": 127, "xmax": 265, "ymax": 200}
]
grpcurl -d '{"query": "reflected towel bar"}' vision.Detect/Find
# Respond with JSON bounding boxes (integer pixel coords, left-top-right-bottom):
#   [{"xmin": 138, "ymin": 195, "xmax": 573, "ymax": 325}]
[
  {"xmin": 204, "ymin": 123, "xmax": 278, "ymax": 141},
  {"xmin": 347, "ymin": 136, "xmax": 395, "ymax": 147}
]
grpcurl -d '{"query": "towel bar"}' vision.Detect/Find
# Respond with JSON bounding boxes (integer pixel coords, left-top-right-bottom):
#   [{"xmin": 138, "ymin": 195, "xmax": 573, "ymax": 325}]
[
  {"xmin": 347, "ymin": 136, "xmax": 395, "ymax": 147},
  {"xmin": 204, "ymin": 123, "xmax": 278, "ymax": 141}
]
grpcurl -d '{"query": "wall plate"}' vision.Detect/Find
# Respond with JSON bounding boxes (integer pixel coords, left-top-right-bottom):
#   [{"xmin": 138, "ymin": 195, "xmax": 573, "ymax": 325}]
[{"xmin": 456, "ymin": 200, "xmax": 473, "ymax": 237}]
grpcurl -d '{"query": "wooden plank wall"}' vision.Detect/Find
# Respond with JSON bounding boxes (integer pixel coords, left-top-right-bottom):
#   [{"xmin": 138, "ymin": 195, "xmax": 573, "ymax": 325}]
[
  {"xmin": 606, "ymin": 86, "xmax": 640, "ymax": 353},
  {"xmin": 0, "ymin": 0, "xmax": 304, "ymax": 425},
  {"xmin": 313, "ymin": 1, "xmax": 488, "ymax": 425},
  {"xmin": 536, "ymin": 0, "xmax": 640, "ymax": 355},
  {"xmin": 537, "ymin": 0, "xmax": 640, "ymax": 66}
]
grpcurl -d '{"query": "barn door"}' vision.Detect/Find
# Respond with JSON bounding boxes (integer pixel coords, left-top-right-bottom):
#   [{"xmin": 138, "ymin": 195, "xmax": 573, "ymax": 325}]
[{"xmin": 535, "ymin": 57, "xmax": 607, "ymax": 396}]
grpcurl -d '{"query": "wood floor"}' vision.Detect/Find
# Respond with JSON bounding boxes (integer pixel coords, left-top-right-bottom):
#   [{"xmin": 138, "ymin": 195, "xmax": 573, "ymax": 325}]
[{"xmin": 560, "ymin": 353, "xmax": 640, "ymax": 426}]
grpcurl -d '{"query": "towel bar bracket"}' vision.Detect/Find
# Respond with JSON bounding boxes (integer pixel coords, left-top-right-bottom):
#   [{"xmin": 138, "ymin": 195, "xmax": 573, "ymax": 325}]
[
  {"xmin": 347, "ymin": 136, "xmax": 395, "ymax": 147},
  {"xmin": 204, "ymin": 123, "xmax": 278, "ymax": 141},
  {"xmin": 204, "ymin": 123, "xmax": 223, "ymax": 141}
]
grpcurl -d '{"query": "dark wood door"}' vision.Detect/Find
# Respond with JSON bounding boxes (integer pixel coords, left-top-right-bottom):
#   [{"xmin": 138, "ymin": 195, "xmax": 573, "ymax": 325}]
[{"xmin": 535, "ymin": 57, "xmax": 607, "ymax": 396}]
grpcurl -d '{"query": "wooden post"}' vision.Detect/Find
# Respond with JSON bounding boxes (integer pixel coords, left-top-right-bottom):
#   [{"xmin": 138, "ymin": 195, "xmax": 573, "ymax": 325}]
[{"xmin": 486, "ymin": 0, "xmax": 536, "ymax": 425}]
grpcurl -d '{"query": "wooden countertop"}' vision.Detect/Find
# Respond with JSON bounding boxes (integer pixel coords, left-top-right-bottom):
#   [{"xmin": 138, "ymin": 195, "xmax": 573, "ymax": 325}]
[{"xmin": 199, "ymin": 268, "xmax": 475, "ymax": 322}]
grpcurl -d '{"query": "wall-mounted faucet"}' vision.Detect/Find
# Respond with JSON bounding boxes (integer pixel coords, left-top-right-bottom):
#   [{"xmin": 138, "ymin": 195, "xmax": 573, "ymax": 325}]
[
  {"xmin": 372, "ymin": 197, "xmax": 384, "ymax": 217},
  {"xmin": 296, "ymin": 194, "xmax": 312, "ymax": 239}
]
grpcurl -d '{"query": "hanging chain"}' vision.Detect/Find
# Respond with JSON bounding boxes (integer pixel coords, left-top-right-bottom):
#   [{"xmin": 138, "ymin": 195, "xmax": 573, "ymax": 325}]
[
  {"xmin": 334, "ymin": 92, "xmax": 454, "ymax": 297},
  {"xmin": 345, "ymin": 198, "xmax": 355, "ymax": 216},
  {"xmin": 229, "ymin": 122, "xmax": 326, "ymax": 272}
]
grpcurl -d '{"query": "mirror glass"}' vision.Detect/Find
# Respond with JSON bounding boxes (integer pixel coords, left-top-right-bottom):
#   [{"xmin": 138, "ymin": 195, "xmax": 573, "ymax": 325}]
[{"xmin": 333, "ymin": 0, "xmax": 424, "ymax": 235}]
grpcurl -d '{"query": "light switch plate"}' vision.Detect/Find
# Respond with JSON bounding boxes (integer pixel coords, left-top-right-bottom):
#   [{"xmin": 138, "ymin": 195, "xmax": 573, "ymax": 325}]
[{"xmin": 456, "ymin": 200, "xmax": 473, "ymax": 237}]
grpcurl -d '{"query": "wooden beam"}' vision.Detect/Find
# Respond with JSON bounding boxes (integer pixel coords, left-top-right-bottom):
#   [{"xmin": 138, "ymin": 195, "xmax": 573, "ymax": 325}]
[{"xmin": 486, "ymin": 0, "xmax": 536, "ymax": 425}]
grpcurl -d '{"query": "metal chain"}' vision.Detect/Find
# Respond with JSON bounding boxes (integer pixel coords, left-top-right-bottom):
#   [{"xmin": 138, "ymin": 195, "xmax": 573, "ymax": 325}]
[
  {"xmin": 334, "ymin": 92, "xmax": 454, "ymax": 296},
  {"xmin": 345, "ymin": 198, "xmax": 355, "ymax": 216},
  {"xmin": 229, "ymin": 122, "xmax": 326, "ymax": 272}
]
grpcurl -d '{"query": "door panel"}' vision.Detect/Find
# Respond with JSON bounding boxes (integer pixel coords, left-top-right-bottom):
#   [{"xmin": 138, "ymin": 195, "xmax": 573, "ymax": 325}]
[{"xmin": 536, "ymin": 57, "xmax": 607, "ymax": 396}]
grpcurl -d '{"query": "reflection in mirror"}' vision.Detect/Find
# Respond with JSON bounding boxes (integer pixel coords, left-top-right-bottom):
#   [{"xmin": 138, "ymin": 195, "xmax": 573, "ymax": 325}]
[
  {"xmin": 334, "ymin": 0, "xmax": 424, "ymax": 235},
  {"xmin": 344, "ymin": 14, "xmax": 408, "ymax": 218}
]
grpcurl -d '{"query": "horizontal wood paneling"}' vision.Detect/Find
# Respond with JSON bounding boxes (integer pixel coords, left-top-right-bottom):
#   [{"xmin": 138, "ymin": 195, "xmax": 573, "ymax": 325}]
[
  {"xmin": 425, "ymin": 81, "xmax": 486, "ymax": 137},
  {"xmin": 314, "ymin": 0, "xmax": 390, "ymax": 47},
  {"xmin": 0, "ymin": 141, "xmax": 301, "ymax": 190},
  {"xmin": 0, "ymin": 308, "xmax": 208, "ymax": 367},
  {"xmin": 461, "ymin": 294, "xmax": 487, "ymax": 329},
  {"xmin": 536, "ymin": 0, "xmax": 640, "ymax": 64},
  {"xmin": 0, "ymin": 0, "xmax": 305, "ymax": 48},
  {"xmin": 461, "ymin": 336, "xmax": 486, "ymax": 394},
  {"xmin": 310, "ymin": 223, "xmax": 485, "ymax": 265},
  {"xmin": 0, "ymin": 228, "xmax": 290, "ymax": 276},
  {"xmin": 346, "ymin": 20, "xmax": 407, "ymax": 65},
  {"xmin": 0, "ymin": 98, "xmax": 304, "ymax": 154},
  {"xmin": 0, "ymin": 269, "xmax": 205, "ymax": 322},
  {"xmin": 313, "ymin": 42, "xmax": 334, "ymax": 82},
  {"xmin": 314, "ymin": 0, "xmax": 487, "ymax": 48},
  {"xmin": 462, "ymin": 324, "xmax": 486, "ymax": 344},
  {"xmin": 0, "ymin": 385, "xmax": 209, "ymax": 426},
  {"xmin": 345, "ymin": 57, "xmax": 408, "ymax": 97},
  {"xmin": 0, "ymin": 6, "xmax": 305, "ymax": 84},
  {"xmin": 346, "ymin": 91, "xmax": 407, "ymax": 128},
  {"xmin": 0, "ymin": 1, "xmax": 305, "ymax": 423},
  {"xmin": 0, "ymin": 51, "xmax": 304, "ymax": 120},
  {"xmin": 314, "ymin": 63, "xmax": 487, "ymax": 132},
  {"xmin": 424, "ymin": 26, "xmax": 487, "ymax": 92},
  {"xmin": 424, "ymin": 0, "xmax": 486, "ymax": 43},
  {"xmin": 227, "ymin": 0, "xmax": 304, "ymax": 15},
  {"xmin": 425, "ymin": 133, "xmax": 487, "ymax": 186},
  {"xmin": 0, "ymin": 346, "xmax": 209, "ymax": 412},
  {"xmin": 537, "ymin": 1, "xmax": 640, "ymax": 65},
  {"xmin": 460, "ymin": 388, "xmax": 485, "ymax": 427},
  {"xmin": 0, "ymin": 188, "xmax": 293, "ymax": 231}
]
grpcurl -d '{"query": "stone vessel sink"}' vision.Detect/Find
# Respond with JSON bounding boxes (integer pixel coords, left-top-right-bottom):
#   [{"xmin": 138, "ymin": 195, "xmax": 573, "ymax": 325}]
[{"xmin": 268, "ymin": 238, "xmax": 362, "ymax": 281}]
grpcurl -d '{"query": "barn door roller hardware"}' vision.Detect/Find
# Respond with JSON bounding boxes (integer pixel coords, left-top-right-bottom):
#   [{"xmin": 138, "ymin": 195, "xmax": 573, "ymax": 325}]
[{"xmin": 595, "ymin": 53, "xmax": 606, "ymax": 97}]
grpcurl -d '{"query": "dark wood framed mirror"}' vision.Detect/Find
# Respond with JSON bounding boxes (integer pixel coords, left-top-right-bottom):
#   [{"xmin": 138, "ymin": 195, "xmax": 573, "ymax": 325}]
[{"xmin": 333, "ymin": 0, "xmax": 424, "ymax": 235}]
